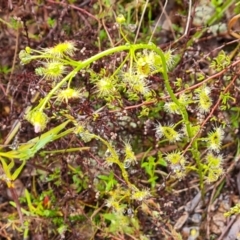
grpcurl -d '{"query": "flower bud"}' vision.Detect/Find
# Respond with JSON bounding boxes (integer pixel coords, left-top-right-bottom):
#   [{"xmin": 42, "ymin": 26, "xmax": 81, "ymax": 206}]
[
  {"xmin": 25, "ymin": 110, "xmax": 49, "ymax": 133},
  {"xmin": 116, "ymin": 14, "xmax": 126, "ymax": 24}
]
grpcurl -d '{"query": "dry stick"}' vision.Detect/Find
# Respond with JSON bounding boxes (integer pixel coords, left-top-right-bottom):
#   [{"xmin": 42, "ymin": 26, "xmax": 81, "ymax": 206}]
[
  {"xmin": 3, "ymin": 106, "xmax": 32, "ymax": 146},
  {"xmin": 160, "ymin": 0, "xmax": 176, "ymax": 40},
  {"xmin": 182, "ymin": 72, "xmax": 239, "ymax": 157},
  {"xmin": 172, "ymin": 0, "xmax": 192, "ymax": 45},
  {"xmin": 0, "ymin": 219, "xmax": 10, "ymax": 239},
  {"xmin": 0, "ymin": 82, "xmax": 6, "ymax": 95},
  {"xmin": 134, "ymin": 0, "xmax": 150, "ymax": 44},
  {"xmin": 97, "ymin": 0, "xmax": 115, "ymax": 48},
  {"xmin": 217, "ymin": 216, "xmax": 237, "ymax": 240},
  {"xmin": 8, "ymin": 187, "xmax": 24, "ymax": 226},
  {"xmin": 149, "ymin": 0, "xmax": 169, "ymax": 43},
  {"xmin": 101, "ymin": 17, "xmax": 114, "ymax": 48},
  {"xmin": 6, "ymin": 21, "xmax": 20, "ymax": 95},
  {"xmin": 183, "ymin": 0, "xmax": 192, "ymax": 37}
]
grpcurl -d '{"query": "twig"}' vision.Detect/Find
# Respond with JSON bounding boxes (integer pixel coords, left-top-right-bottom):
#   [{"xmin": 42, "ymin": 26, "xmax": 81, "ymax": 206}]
[
  {"xmin": 183, "ymin": 0, "xmax": 192, "ymax": 38},
  {"xmin": 101, "ymin": 18, "xmax": 114, "ymax": 47},
  {"xmin": 172, "ymin": 0, "xmax": 192, "ymax": 45},
  {"xmin": 9, "ymin": 187, "xmax": 24, "ymax": 226},
  {"xmin": 6, "ymin": 18, "xmax": 20, "ymax": 95},
  {"xmin": 134, "ymin": 0, "xmax": 150, "ymax": 43},
  {"xmin": 217, "ymin": 215, "xmax": 237, "ymax": 240},
  {"xmin": 149, "ymin": 0, "xmax": 169, "ymax": 43}
]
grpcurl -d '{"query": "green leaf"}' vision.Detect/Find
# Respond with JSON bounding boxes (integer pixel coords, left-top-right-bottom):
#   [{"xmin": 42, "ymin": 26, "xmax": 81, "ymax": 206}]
[
  {"xmin": 0, "ymin": 157, "xmax": 11, "ymax": 179},
  {"xmin": 12, "ymin": 160, "xmax": 26, "ymax": 180},
  {"xmin": 0, "ymin": 120, "xmax": 71, "ymax": 161}
]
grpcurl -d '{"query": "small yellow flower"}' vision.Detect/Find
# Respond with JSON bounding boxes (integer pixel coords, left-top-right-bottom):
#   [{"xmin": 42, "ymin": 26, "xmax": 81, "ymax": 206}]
[
  {"xmin": 165, "ymin": 151, "xmax": 186, "ymax": 167},
  {"xmin": 136, "ymin": 57, "xmax": 151, "ymax": 76},
  {"xmin": 155, "ymin": 123, "xmax": 182, "ymax": 142},
  {"xmin": 56, "ymin": 88, "xmax": 81, "ymax": 103},
  {"xmin": 25, "ymin": 46, "xmax": 32, "ymax": 54},
  {"xmin": 44, "ymin": 41, "xmax": 77, "ymax": 57},
  {"xmin": 103, "ymin": 146, "xmax": 119, "ymax": 166},
  {"xmin": 206, "ymin": 127, "xmax": 224, "ymax": 152},
  {"xmin": 106, "ymin": 198, "xmax": 126, "ymax": 213},
  {"xmin": 131, "ymin": 188, "xmax": 151, "ymax": 201},
  {"xmin": 122, "ymin": 71, "xmax": 150, "ymax": 96},
  {"xmin": 196, "ymin": 86, "xmax": 212, "ymax": 113},
  {"xmin": 205, "ymin": 152, "xmax": 222, "ymax": 168},
  {"xmin": 95, "ymin": 77, "xmax": 117, "ymax": 97},
  {"xmin": 116, "ymin": 14, "xmax": 126, "ymax": 24},
  {"xmin": 164, "ymin": 102, "xmax": 180, "ymax": 114},
  {"xmin": 206, "ymin": 167, "xmax": 223, "ymax": 183},
  {"xmin": 174, "ymin": 169, "xmax": 186, "ymax": 179},
  {"xmin": 42, "ymin": 61, "xmax": 66, "ymax": 80},
  {"xmin": 179, "ymin": 93, "xmax": 191, "ymax": 106},
  {"xmin": 224, "ymin": 204, "xmax": 240, "ymax": 217},
  {"xmin": 163, "ymin": 49, "xmax": 175, "ymax": 69},
  {"xmin": 145, "ymin": 49, "xmax": 174, "ymax": 72},
  {"xmin": 79, "ymin": 130, "xmax": 94, "ymax": 143},
  {"xmin": 165, "ymin": 151, "xmax": 186, "ymax": 179},
  {"xmin": 205, "ymin": 152, "xmax": 223, "ymax": 183},
  {"xmin": 133, "ymin": 77, "xmax": 150, "ymax": 95},
  {"xmin": 164, "ymin": 94, "xmax": 190, "ymax": 115},
  {"xmin": 74, "ymin": 124, "xmax": 85, "ymax": 135},
  {"xmin": 123, "ymin": 141, "xmax": 137, "ymax": 168},
  {"xmin": 35, "ymin": 67, "xmax": 45, "ymax": 77}
]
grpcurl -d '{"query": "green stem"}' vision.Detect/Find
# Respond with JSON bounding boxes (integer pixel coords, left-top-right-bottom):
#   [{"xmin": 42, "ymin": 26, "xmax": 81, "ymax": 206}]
[
  {"xmin": 92, "ymin": 133, "xmax": 132, "ymax": 187},
  {"xmin": 111, "ymin": 53, "xmax": 130, "ymax": 78},
  {"xmin": 151, "ymin": 47, "xmax": 191, "ymax": 140},
  {"xmin": 39, "ymin": 68, "xmax": 80, "ymax": 111}
]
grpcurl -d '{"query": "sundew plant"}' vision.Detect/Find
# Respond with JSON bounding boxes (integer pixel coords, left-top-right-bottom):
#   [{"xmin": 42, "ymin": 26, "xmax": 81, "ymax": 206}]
[{"xmin": 0, "ymin": 10, "xmax": 238, "ymax": 239}]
